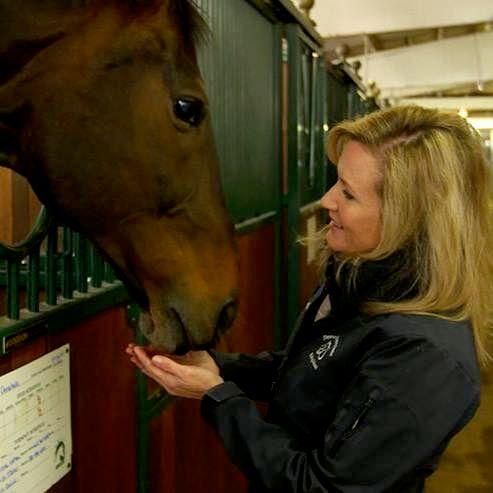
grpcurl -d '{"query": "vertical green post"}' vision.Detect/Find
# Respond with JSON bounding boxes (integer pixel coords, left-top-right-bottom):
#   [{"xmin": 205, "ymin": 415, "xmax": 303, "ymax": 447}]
[
  {"xmin": 61, "ymin": 228, "xmax": 74, "ymax": 299},
  {"xmin": 6, "ymin": 259, "xmax": 20, "ymax": 320},
  {"xmin": 129, "ymin": 305, "xmax": 150, "ymax": 493},
  {"xmin": 90, "ymin": 245, "xmax": 104, "ymax": 288},
  {"xmin": 46, "ymin": 226, "xmax": 58, "ymax": 306},
  {"xmin": 27, "ymin": 249, "xmax": 40, "ymax": 312},
  {"xmin": 286, "ymin": 24, "xmax": 301, "ymax": 336},
  {"xmin": 74, "ymin": 232, "xmax": 88, "ymax": 293},
  {"xmin": 104, "ymin": 262, "xmax": 116, "ymax": 284},
  {"xmin": 273, "ymin": 23, "xmax": 283, "ymax": 349}
]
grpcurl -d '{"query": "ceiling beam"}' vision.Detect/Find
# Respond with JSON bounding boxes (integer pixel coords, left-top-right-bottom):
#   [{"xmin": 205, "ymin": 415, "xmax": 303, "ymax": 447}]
[
  {"xmin": 396, "ymin": 96, "xmax": 493, "ymax": 110},
  {"xmin": 311, "ymin": 0, "xmax": 493, "ymax": 37},
  {"xmin": 347, "ymin": 31, "xmax": 493, "ymax": 95}
]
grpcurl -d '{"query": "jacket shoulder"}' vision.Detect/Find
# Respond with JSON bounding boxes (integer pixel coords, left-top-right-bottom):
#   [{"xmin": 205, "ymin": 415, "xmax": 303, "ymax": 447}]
[{"xmin": 362, "ymin": 313, "xmax": 480, "ymax": 391}]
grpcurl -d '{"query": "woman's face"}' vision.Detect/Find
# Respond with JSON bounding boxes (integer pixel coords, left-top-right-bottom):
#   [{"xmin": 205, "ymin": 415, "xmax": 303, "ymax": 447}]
[{"xmin": 320, "ymin": 140, "xmax": 382, "ymax": 254}]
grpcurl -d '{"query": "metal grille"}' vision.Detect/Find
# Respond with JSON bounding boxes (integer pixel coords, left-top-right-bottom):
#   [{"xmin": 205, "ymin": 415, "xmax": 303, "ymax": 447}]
[{"xmin": 0, "ymin": 206, "xmax": 127, "ymax": 355}]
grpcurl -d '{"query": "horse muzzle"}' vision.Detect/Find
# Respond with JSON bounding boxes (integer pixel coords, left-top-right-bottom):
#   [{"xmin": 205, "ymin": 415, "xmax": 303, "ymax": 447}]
[{"xmin": 138, "ymin": 296, "xmax": 237, "ymax": 354}]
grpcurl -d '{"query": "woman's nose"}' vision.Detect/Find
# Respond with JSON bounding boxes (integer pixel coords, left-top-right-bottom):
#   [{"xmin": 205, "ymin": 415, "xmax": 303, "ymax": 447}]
[{"xmin": 320, "ymin": 186, "xmax": 337, "ymax": 211}]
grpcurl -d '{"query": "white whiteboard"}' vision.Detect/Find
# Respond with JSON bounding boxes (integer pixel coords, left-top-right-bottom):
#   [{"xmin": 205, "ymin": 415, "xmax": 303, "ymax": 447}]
[{"xmin": 0, "ymin": 344, "xmax": 72, "ymax": 493}]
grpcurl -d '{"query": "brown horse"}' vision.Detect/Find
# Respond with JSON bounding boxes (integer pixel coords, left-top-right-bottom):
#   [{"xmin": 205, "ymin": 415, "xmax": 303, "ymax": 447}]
[{"xmin": 0, "ymin": 0, "xmax": 239, "ymax": 354}]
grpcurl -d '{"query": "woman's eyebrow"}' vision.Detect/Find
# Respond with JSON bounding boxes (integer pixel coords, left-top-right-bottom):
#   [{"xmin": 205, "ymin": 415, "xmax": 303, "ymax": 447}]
[{"xmin": 339, "ymin": 175, "xmax": 356, "ymax": 193}]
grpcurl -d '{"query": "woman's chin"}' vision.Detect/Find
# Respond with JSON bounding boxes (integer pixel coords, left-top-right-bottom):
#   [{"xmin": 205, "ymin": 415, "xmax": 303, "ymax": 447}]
[{"xmin": 326, "ymin": 231, "xmax": 345, "ymax": 252}]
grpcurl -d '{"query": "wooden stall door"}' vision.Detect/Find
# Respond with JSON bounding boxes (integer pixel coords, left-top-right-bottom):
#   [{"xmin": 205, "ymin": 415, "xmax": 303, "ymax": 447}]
[
  {"xmin": 0, "ymin": 307, "xmax": 138, "ymax": 493},
  {"xmin": 49, "ymin": 307, "xmax": 137, "ymax": 493}
]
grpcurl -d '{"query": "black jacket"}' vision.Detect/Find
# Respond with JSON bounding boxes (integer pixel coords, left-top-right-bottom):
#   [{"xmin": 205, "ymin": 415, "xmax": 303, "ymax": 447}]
[{"xmin": 201, "ymin": 262, "xmax": 481, "ymax": 493}]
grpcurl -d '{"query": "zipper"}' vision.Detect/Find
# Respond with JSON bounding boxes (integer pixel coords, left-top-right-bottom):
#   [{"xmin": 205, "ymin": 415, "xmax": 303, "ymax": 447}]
[
  {"xmin": 328, "ymin": 388, "xmax": 381, "ymax": 454},
  {"xmin": 341, "ymin": 395, "xmax": 377, "ymax": 440}
]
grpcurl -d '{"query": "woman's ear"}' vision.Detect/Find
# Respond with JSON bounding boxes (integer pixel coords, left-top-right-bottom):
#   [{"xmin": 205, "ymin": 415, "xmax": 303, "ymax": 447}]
[{"xmin": 0, "ymin": 101, "xmax": 30, "ymax": 175}]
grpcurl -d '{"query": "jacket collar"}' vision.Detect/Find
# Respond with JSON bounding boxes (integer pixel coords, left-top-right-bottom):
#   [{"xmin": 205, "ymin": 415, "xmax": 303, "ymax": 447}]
[{"xmin": 324, "ymin": 252, "xmax": 418, "ymax": 319}]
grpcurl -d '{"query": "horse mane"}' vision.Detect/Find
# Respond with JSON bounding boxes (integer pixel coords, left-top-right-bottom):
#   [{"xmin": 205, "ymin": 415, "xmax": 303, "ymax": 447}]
[
  {"xmin": 169, "ymin": 0, "xmax": 209, "ymax": 44},
  {"xmin": 68, "ymin": 0, "xmax": 208, "ymax": 43}
]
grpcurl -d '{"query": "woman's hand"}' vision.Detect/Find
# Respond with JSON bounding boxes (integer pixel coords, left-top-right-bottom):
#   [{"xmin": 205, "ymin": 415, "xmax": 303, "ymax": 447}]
[{"xmin": 126, "ymin": 345, "xmax": 223, "ymax": 399}]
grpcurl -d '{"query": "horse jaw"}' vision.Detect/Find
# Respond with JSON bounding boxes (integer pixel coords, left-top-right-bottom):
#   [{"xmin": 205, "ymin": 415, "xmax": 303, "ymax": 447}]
[{"xmin": 95, "ymin": 221, "xmax": 239, "ymax": 355}]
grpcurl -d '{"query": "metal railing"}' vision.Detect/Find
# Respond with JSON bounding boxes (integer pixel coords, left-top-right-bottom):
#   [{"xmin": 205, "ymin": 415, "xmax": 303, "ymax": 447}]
[{"xmin": 0, "ymin": 206, "xmax": 128, "ymax": 355}]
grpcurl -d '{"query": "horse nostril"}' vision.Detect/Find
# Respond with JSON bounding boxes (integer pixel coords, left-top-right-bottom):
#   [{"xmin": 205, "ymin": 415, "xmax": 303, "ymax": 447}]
[{"xmin": 216, "ymin": 298, "xmax": 238, "ymax": 335}]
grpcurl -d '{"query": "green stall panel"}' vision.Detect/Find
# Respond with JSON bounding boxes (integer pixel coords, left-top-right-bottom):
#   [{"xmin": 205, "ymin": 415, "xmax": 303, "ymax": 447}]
[
  {"xmin": 347, "ymin": 83, "xmax": 376, "ymax": 118},
  {"xmin": 196, "ymin": 0, "xmax": 281, "ymax": 223},
  {"xmin": 326, "ymin": 70, "xmax": 350, "ymax": 187},
  {"xmin": 327, "ymin": 70, "xmax": 349, "ymax": 127},
  {"xmin": 295, "ymin": 35, "xmax": 327, "ymax": 206},
  {"xmin": 285, "ymin": 24, "xmax": 325, "ymax": 335}
]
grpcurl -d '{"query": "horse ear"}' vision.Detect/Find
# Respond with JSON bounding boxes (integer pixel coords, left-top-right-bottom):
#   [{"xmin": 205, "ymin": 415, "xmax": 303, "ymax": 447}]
[{"xmin": 0, "ymin": 101, "xmax": 30, "ymax": 175}]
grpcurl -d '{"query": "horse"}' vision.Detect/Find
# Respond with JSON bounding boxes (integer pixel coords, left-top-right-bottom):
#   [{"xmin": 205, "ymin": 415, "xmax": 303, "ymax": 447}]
[{"xmin": 0, "ymin": 0, "xmax": 239, "ymax": 354}]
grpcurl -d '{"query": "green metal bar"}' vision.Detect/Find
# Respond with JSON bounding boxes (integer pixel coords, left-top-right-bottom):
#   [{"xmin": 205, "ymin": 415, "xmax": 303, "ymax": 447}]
[
  {"xmin": 0, "ymin": 283, "xmax": 128, "ymax": 355},
  {"xmin": 90, "ymin": 245, "xmax": 104, "ymax": 288},
  {"xmin": 0, "ymin": 259, "xmax": 5, "ymax": 286},
  {"xmin": 275, "ymin": 0, "xmax": 323, "ymax": 44},
  {"xmin": 300, "ymin": 200, "xmax": 322, "ymax": 216},
  {"xmin": 104, "ymin": 263, "xmax": 116, "ymax": 284},
  {"xmin": 235, "ymin": 211, "xmax": 278, "ymax": 235},
  {"xmin": 74, "ymin": 232, "xmax": 88, "ymax": 293},
  {"xmin": 273, "ymin": 214, "xmax": 283, "ymax": 349},
  {"xmin": 135, "ymin": 320, "xmax": 150, "ymax": 493},
  {"xmin": 286, "ymin": 24, "xmax": 302, "ymax": 336},
  {"xmin": 45, "ymin": 226, "xmax": 58, "ymax": 305},
  {"xmin": 6, "ymin": 260, "xmax": 20, "ymax": 320},
  {"xmin": 308, "ymin": 50, "xmax": 318, "ymax": 186},
  {"xmin": 144, "ymin": 390, "xmax": 174, "ymax": 420},
  {"xmin": 61, "ymin": 228, "xmax": 74, "ymax": 299},
  {"xmin": 27, "ymin": 249, "xmax": 40, "ymax": 312},
  {"xmin": 0, "ymin": 207, "xmax": 52, "ymax": 262},
  {"xmin": 273, "ymin": 22, "xmax": 283, "ymax": 350}
]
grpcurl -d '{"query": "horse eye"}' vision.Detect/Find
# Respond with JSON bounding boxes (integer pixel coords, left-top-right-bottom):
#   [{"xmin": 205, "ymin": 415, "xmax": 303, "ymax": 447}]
[{"xmin": 173, "ymin": 98, "xmax": 206, "ymax": 127}]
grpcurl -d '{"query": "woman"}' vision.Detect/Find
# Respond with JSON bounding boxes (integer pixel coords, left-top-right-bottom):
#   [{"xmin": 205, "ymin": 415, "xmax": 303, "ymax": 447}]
[{"xmin": 127, "ymin": 105, "xmax": 493, "ymax": 492}]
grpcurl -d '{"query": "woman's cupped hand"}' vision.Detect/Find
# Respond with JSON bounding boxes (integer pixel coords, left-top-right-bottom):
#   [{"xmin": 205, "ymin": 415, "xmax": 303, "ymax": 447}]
[{"xmin": 126, "ymin": 344, "xmax": 224, "ymax": 399}]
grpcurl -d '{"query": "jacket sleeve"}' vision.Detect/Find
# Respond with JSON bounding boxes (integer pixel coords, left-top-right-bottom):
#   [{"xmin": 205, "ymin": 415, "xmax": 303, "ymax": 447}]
[
  {"xmin": 209, "ymin": 350, "xmax": 286, "ymax": 401},
  {"xmin": 201, "ymin": 338, "xmax": 479, "ymax": 492}
]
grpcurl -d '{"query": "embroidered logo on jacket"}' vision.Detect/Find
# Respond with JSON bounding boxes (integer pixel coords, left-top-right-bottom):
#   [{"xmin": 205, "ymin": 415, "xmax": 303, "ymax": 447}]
[{"xmin": 309, "ymin": 335, "xmax": 340, "ymax": 370}]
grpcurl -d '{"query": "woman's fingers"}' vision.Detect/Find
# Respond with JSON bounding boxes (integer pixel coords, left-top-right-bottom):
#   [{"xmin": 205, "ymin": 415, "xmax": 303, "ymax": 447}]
[
  {"xmin": 151, "ymin": 355, "xmax": 185, "ymax": 374},
  {"xmin": 131, "ymin": 347, "xmax": 180, "ymax": 390},
  {"xmin": 125, "ymin": 346, "xmax": 223, "ymax": 399}
]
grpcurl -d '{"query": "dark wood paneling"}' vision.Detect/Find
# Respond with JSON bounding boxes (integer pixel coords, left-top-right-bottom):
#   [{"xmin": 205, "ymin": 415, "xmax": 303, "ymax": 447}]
[
  {"xmin": 221, "ymin": 223, "xmax": 276, "ymax": 354},
  {"xmin": 0, "ymin": 168, "xmax": 41, "ymax": 245},
  {"xmin": 0, "ymin": 306, "xmax": 137, "ymax": 493},
  {"xmin": 49, "ymin": 307, "xmax": 137, "ymax": 493},
  {"xmin": 149, "ymin": 405, "xmax": 176, "ymax": 493},
  {"xmin": 0, "ymin": 167, "xmax": 13, "ymax": 244},
  {"xmin": 150, "ymin": 223, "xmax": 276, "ymax": 493}
]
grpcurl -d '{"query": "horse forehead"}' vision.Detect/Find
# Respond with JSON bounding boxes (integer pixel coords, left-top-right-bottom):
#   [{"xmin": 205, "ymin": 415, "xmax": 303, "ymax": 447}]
[{"xmin": 0, "ymin": 1, "xmax": 199, "ymax": 47}]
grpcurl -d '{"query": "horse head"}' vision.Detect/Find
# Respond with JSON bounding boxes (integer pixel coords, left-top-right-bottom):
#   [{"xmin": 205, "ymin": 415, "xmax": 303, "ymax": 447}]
[{"xmin": 0, "ymin": 0, "xmax": 239, "ymax": 354}]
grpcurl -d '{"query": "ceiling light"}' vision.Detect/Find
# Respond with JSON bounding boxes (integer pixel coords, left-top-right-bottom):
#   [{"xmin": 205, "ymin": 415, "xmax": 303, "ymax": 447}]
[{"xmin": 467, "ymin": 118, "xmax": 493, "ymax": 130}]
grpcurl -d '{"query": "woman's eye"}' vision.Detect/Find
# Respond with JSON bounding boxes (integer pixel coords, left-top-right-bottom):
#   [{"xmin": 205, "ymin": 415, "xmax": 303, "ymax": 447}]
[
  {"xmin": 342, "ymin": 189, "xmax": 354, "ymax": 200},
  {"xmin": 173, "ymin": 97, "xmax": 206, "ymax": 127}
]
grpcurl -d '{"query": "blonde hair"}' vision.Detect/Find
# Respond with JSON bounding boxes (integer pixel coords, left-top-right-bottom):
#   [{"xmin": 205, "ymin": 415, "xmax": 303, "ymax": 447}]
[{"xmin": 325, "ymin": 105, "xmax": 493, "ymax": 363}]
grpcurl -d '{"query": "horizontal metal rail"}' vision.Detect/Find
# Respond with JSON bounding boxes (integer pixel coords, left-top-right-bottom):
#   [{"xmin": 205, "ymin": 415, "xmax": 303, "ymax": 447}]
[{"xmin": 0, "ymin": 206, "xmax": 128, "ymax": 354}]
